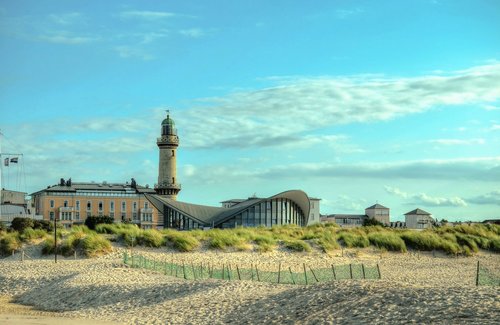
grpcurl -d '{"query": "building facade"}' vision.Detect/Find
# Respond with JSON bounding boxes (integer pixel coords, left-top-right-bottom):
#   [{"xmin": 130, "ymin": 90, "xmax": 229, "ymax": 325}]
[
  {"xmin": 146, "ymin": 190, "xmax": 311, "ymax": 230},
  {"xmin": 321, "ymin": 203, "xmax": 391, "ymax": 227},
  {"xmin": 307, "ymin": 198, "xmax": 321, "ymax": 225},
  {"xmin": 31, "ymin": 179, "xmax": 160, "ymax": 229},
  {"xmin": 365, "ymin": 204, "xmax": 390, "ymax": 225},
  {"xmin": 405, "ymin": 208, "xmax": 433, "ymax": 229}
]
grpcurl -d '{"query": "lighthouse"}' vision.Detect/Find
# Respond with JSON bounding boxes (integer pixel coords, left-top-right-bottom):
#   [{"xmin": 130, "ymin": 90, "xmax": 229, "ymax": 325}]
[{"xmin": 155, "ymin": 112, "xmax": 181, "ymax": 199}]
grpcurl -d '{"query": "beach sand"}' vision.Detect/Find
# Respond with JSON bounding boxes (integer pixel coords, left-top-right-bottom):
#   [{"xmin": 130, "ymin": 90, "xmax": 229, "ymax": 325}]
[{"xmin": 0, "ymin": 246, "xmax": 498, "ymax": 324}]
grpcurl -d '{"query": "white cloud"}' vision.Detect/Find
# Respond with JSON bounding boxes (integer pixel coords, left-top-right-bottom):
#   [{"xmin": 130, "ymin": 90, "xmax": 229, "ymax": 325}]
[
  {"xmin": 489, "ymin": 124, "xmax": 500, "ymax": 131},
  {"xmin": 468, "ymin": 190, "xmax": 500, "ymax": 205},
  {"xmin": 384, "ymin": 186, "xmax": 467, "ymax": 207},
  {"xmin": 119, "ymin": 11, "xmax": 176, "ymax": 20},
  {"xmin": 179, "ymin": 28, "xmax": 205, "ymax": 38},
  {"xmin": 176, "ymin": 63, "xmax": 500, "ymax": 149},
  {"xmin": 114, "ymin": 46, "xmax": 154, "ymax": 60},
  {"xmin": 38, "ymin": 32, "xmax": 99, "ymax": 45},
  {"xmin": 429, "ymin": 138, "xmax": 485, "ymax": 146},
  {"xmin": 48, "ymin": 12, "xmax": 84, "ymax": 25},
  {"xmin": 336, "ymin": 7, "xmax": 364, "ymax": 19},
  {"xmin": 483, "ymin": 104, "xmax": 500, "ymax": 111}
]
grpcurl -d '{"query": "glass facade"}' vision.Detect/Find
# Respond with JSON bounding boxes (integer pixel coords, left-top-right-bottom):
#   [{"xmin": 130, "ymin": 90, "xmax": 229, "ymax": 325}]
[{"xmin": 161, "ymin": 198, "xmax": 306, "ymax": 230}]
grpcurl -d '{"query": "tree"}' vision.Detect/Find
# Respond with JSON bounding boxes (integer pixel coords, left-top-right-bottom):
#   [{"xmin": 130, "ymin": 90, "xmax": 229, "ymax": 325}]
[
  {"xmin": 363, "ymin": 217, "xmax": 385, "ymax": 227},
  {"xmin": 10, "ymin": 217, "xmax": 35, "ymax": 232},
  {"xmin": 33, "ymin": 219, "xmax": 53, "ymax": 232},
  {"xmin": 85, "ymin": 216, "xmax": 114, "ymax": 230}
]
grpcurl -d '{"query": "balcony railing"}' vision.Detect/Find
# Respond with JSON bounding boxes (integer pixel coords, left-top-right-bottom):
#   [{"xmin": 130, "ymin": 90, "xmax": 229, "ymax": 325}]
[
  {"xmin": 155, "ymin": 182, "xmax": 182, "ymax": 190},
  {"xmin": 157, "ymin": 136, "xmax": 179, "ymax": 145}
]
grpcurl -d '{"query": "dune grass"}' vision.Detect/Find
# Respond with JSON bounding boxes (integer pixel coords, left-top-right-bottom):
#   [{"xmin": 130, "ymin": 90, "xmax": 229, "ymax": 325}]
[
  {"xmin": 163, "ymin": 230, "xmax": 200, "ymax": 252},
  {"xmin": 81, "ymin": 233, "xmax": 112, "ymax": 257},
  {"xmin": 368, "ymin": 232, "xmax": 407, "ymax": 252},
  {"xmin": 20, "ymin": 228, "xmax": 47, "ymax": 242},
  {"xmin": 0, "ymin": 232, "xmax": 22, "ymax": 255},
  {"xmin": 337, "ymin": 230, "xmax": 370, "ymax": 248},
  {"xmin": 283, "ymin": 239, "xmax": 311, "ymax": 252}
]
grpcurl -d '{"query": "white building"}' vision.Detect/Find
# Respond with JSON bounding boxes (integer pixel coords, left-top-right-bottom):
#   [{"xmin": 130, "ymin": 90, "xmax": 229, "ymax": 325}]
[
  {"xmin": 405, "ymin": 208, "xmax": 434, "ymax": 229},
  {"xmin": 365, "ymin": 204, "xmax": 390, "ymax": 226},
  {"xmin": 307, "ymin": 198, "xmax": 321, "ymax": 225}
]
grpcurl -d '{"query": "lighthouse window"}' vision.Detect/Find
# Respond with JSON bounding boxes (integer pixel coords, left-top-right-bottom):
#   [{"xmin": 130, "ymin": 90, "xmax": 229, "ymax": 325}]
[{"xmin": 172, "ymin": 150, "xmax": 175, "ymax": 157}]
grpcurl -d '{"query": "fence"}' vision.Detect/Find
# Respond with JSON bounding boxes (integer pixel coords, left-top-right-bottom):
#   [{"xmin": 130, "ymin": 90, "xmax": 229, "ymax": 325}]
[
  {"xmin": 476, "ymin": 261, "xmax": 500, "ymax": 286},
  {"xmin": 123, "ymin": 252, "xmax": 381, "ymax": 285}
]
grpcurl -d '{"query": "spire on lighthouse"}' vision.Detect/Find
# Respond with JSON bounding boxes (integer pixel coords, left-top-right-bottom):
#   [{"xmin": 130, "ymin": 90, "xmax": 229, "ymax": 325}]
[{"xmin": 155, "ymin": 110, "xmax": 181, "ymax": 199}]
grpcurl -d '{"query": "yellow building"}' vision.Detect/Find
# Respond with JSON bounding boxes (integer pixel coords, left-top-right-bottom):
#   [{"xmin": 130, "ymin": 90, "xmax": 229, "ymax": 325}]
[{"xmin": 31, "ymin": 179, "xmax": 159, "ymax": 229}]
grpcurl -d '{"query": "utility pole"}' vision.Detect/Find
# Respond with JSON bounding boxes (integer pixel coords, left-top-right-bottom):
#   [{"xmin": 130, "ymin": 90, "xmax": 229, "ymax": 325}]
[{"xmin": 54, "ymin": 216, "xmax": 57, "ymax": 263}]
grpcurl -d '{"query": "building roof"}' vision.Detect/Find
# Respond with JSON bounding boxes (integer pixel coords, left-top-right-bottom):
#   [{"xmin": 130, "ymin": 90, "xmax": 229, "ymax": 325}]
[
  {"xmin": 366, "ymin": 203, "xmax": 389, "ymax": 210},
  {"xmin": 145, "ymin": 190, "xmax": 311, "ymax": 227},
  {"xmin": 220, "ymin": 199, "xmax": 247, "ymax": 204},
  {"xmin": 322, "ymin": 214, "xmax": 367, "ymax": 219},
  {"xmin": 405, "ymin": 208, "xmax": 431, "ymax": 215},
  {"xmin": 31, "ymin": 182, "xmax": 156, "ymax": 196},
  {"xmin": 162, "ymin": 114, "xmax": 175, "ymax": 128},
  {"xmin": 0, "ymin": 204, "xmax": 26, "ymax": 216}
]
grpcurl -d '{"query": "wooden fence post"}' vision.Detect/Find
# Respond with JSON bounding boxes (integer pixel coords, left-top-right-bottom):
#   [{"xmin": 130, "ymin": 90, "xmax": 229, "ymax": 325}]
[
  {"xmin": 183, "ymin": 262, "xmax": 187, "ymax": 280},
  {"xmin": 476, "ymin": 261, "xmax": 480, "ymax": 286},
  {"xmin": 251, "ymin": 264, "xmax": 254, "ymax": 281},
  {"xmin": 376, "ymin": 263, "xmax": 381, "ymax": 279},
  {"xmin": 236, "ymin": 265, "xmax": 241, "ymax": 280},
  {"xmin": 191, "ymin": 263, "xmax": 196, "ymax": 280},
  {"xmin": 331, "ymin": 264, "xmax": 336, "ymax": 280},
  {"xmin": 349, "ymin": 264, "xmax": 353, "ymax": 279},
  {"xmin": 362, "ymin": 264, "xmax": 366, "ymax": 279},
  {"xmin": 303, "ymin": 263, "xmax": 308, "ymax": 285},
  {"xmin": 256, "ymin": 265, "xmax": 260, "ymax": 281},
  {"xmin": 278, "ymin": 263, "xmax": 282, "ymax": 284},
  {"xmin": 289, "ymin": 267, "xmax": 295, "ymax": 284},
  {"xmin": 309, "ymin": 266, "xmax": 319, "ymax": 283}
]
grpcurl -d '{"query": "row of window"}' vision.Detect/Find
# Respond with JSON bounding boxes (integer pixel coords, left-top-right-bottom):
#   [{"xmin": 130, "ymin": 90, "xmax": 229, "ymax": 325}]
[
  {"xmin": 49, "ymin": 211, "xmax": 153, "ymax": 222},
  {"xmin": 44, "ymin": 192, "xmax": 144, "ymax": 197},
  {"xmin": 50, "ymin": 200, "xmax": 149, "ymax": 211}
]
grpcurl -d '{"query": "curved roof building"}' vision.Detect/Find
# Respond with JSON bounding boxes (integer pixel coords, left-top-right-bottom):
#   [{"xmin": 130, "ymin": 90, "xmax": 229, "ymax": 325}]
[{"xmin": 145, "ymin": 190, "xmax": 310, "ymax": 229}]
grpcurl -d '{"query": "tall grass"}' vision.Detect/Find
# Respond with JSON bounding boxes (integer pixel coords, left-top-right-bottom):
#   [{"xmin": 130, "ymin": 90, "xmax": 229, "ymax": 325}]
[
  {"xmin": 139, "ymin": 229, "xmax": 164, "ymax": 247},
  {"xmin": 253, "ymin": 234, "xmax": 277, "ymax": 252},
  {"xmin": 400, "ymin": 231, "xmax": 461, "ymax": 254},
  {"xmin": 163, "ymin": 230, "xmax": 200, "ymax": 252},
  {"xmin": 368, "ymin": 232, "xmax": 407, "ymax": 252},
  {"xmin": 337, "ymin": 231, "xmax": 370, "ymax": 248},
  {"xmin": 81, "ymin": 234, "xmax": 112, "ymax": 257},
  {"xmin": 283, "ymin": 239, "xmax": 312, "ymax": 252},
  {"xmin": 0, "ymin": 232, "xmax": 21, "ymax": 255},
  {"xmin": 20, "ymin": 228, "xmax": 47, "ymax": 242}
]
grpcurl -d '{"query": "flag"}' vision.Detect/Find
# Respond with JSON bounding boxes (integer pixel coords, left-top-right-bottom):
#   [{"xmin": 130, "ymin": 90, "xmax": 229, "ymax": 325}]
[
  {"xmin": 3, "ymin": 158, "xmax": 8, "ymax": 166},
  {"xmin": 10, "ymin": 157, "xmax": 18, "ymax": 163}
]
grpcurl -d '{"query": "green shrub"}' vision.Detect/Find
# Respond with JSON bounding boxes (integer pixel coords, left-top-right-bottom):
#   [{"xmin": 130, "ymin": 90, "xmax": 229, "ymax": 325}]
[
  {"xmin": 139, "ymin": 229, "xmax": 164, "ymax": 247},
  {"xmin": 33, "ymin": 220, "xmax": 53, "ymax": 232},
  {"xmin": 164, "ymin": 231, "xmax": 200, "ymax": 252},
  {"xmin": 363, "ymin": 218, "xmax": 385, "ymax": 227},
  {"xmin": 489, "ymin": 238, "xmax": 500, "ymax": 252},
  {"xmin": 81, "ymin": 234, "xmax": 112, "ymax": 257},
  {"xmin": 207, "ymin": 229, "xmax": 247, "ymax": 250},
  {"xmin": 20, "ymin": 228, "xmax": 47, "ymax": 242},
  {"xmin": 283, "ymin": 239, "xmax": 311, "ymax": 252},
  {"xmin": 254, "ymin": 235, "xmax": 277, "ymax": 252},
  {"xmin": 41, "ymin": 237, "xmax": 55, "ymax": 255},
  {"xmin": 84, "ymin": 216, "xmax": 114, "ymax": 230},
  {"xmin": 316, "ymin": 231, "xmax": 340, "ymax": 252},
  {"xmin": 10, "ymin": 217, "xmax": 34, "ymax": 232},
  {"xmin": 337, "ymin": 231, "xmax": 370, "ymax": 248},
  {"xmin": 368, "ymin": 232, "xmax": 407, "ymax": 252},
  {"xmin": 0, "ymin": 232, "xmax": 21, "ymax": 255}
]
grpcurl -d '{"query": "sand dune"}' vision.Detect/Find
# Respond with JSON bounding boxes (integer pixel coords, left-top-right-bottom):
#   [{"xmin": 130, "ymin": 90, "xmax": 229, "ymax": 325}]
[{"xmin": 0, "ymin": 247, "xmax": 498, "ymax": 324}]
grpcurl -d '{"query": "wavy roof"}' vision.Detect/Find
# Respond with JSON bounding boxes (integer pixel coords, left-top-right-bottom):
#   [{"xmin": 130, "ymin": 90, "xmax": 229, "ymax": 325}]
[{"xmin": 145, "ymin": 190, "xmax": 311, "ymax": 227}]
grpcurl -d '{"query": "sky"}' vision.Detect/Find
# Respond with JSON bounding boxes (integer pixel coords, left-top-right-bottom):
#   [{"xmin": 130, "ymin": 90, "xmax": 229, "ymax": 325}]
[{"xmin": 0, "ymin": 0, "xmax": 499, "ymax": 222}]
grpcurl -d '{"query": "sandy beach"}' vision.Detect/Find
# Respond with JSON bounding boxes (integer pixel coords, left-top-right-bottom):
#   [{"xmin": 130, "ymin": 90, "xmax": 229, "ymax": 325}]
[{"xmin": 0, "ymin": 246, "xmax": 499, "ymax": 324}]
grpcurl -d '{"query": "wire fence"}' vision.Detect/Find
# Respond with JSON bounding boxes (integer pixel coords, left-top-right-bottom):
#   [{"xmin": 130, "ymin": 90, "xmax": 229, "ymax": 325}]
[
  {"xmin": 123, "ymin": 252, "xmax": 381, "ymax": 285},
  {"xmin": 476, "ymin": 261, "xmax": 500, "ymax": 286}
]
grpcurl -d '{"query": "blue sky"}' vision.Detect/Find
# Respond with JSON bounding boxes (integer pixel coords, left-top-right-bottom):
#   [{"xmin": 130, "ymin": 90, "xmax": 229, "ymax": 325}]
[{"xmin": 1, "ymin": 0, "xmax": 499, "ymax": 221}]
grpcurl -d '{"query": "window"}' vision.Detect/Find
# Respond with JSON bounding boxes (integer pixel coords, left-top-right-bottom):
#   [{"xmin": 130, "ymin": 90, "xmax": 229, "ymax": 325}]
[
  {"xmin": 64, "ymin": 200, "xmax": 68, "ymax": 207},
  {"xmin": 75, "ymin": 212, "xmax": 80, "ymax": 220},
  {"xmin": 133, "ymin": 202, "xmax": 137, "ymax": 212},
  {"xmin": 98, "ymin": 201, "xmax": 103, "ymax": 212},
  {"xmin": 144, "ymin": 202, "xmax": 148, "ymax": 209},
  {"xmin": 76, "ymin": 201, "xmax": 80, "ymax": 210},
  {"xmin": 121, "ymin": 201, "xmax": 126, "ymax": 211},
  {"xmin": 87, "ymin": 201, "xmax": 91, "ymax": 211},
  {"xmin": 50, "ymin": 200, "xmax": 54, "ymax": 208},
  {"xmin": 172, "ymin": 150, "xmax": 175, "ymax": 157},
  {"xmin": 110, "ymin": 212, "xmax": 114, "ymax": 218},
  {"xmin": 49, "ymin": 212, "xmax": 54, "ymax": 220},
  {"xmin": 172, "ymin": 177, "xmax": 175, "ymax": 183},
  {"xmin": 110, "ymin": 201, "xmax": 115, "ymax": 212}
]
